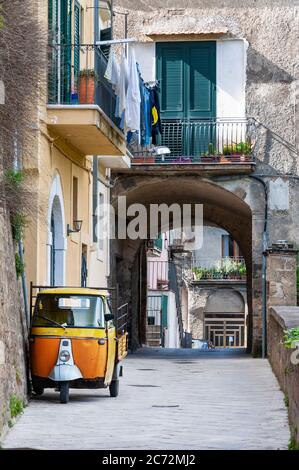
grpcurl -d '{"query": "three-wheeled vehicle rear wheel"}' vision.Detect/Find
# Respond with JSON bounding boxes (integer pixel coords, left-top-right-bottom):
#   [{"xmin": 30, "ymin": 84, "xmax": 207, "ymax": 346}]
[
  {"xmin": 109, "ymin": 380, "xmax": 119, "ymax": 397},
  {"xmin": 32, "ymin": 385, "xmax": 44, "ymax": 396},
  {"xmin": 60, "ymin": 381, "xmax": 70, "ymax": 404}
]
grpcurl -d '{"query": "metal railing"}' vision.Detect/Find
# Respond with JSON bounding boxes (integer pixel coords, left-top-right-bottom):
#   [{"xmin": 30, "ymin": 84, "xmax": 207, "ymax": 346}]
[
  {"xmin": 147, "ymin": 260, "xmax": 169, "ymax": 290},
  {"xmin": 48, "ymin": 44, "xmax": 120, "ymax": 128},
  {"xmin": 116, "ymin": 303, "xmax": 128, "ymax": 335},
  {"xmin": 147, "ymin": 295, "xmax": 162, "ymax": 326},
  {"xmin": 183, "ymin": 256, "xmax": 247, "ymax": 281},
  {"xmin": 131, "ymin": 118, "xmax": 256, "ymax": 165}
]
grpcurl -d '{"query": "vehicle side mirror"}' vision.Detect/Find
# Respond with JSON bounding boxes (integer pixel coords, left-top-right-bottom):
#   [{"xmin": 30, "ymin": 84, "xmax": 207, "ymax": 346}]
[{"xmin": 104, "ymin": 313, "xmax": 114, "ymax": 323}]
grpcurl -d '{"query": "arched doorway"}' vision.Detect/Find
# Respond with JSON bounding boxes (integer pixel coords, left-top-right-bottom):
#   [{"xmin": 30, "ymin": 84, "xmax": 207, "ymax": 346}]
[
  {"xmin": 47, "ymin": 173, "xmax": 67, "ymax": 286},
  {"xmin": 204, "ymin": 289, "xmax": 247, "ymax": 348}
]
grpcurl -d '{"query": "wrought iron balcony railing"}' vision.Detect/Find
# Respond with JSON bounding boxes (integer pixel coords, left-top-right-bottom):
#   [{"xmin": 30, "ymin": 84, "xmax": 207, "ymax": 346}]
[
  {"xmin": 131, "ymin": 118, "xmax": 257, "ymax": 165},
  {"xmin": 48, "ymin": 44, "xmax": 120, "ymax": 129},
  {"xmin": 183, "ymin": 256, "xmax": 247, "ymax": 281}
]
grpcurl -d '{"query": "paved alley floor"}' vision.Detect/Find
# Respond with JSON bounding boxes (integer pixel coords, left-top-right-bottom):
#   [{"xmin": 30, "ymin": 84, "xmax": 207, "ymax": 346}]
[{"xmin": 1, "ymin": 348, "xmax": 290, "ymax": 450}]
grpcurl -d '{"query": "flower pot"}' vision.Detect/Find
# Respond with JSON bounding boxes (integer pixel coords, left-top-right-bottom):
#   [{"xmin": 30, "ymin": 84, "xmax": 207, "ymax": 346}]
[
  {"xmin": 79, "ymin": 75, "xmax": 95, "ymax": 104},
  {"xmin": 220, "ymin": 155, "xmax": 230, "ymax": 164},
  {"xmin": 133, "ymin": 156, "xmax": 155, "ymax": 164}
]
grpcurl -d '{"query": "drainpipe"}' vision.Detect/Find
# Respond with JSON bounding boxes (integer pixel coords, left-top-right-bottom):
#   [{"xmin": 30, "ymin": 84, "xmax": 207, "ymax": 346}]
[
  {"xmin": 92, "ymin": 156, "xmax": 98, "ymax": 243},
  {"xmin": 248, "ymin": 175, "xmax": 269, "ymax": 358}
]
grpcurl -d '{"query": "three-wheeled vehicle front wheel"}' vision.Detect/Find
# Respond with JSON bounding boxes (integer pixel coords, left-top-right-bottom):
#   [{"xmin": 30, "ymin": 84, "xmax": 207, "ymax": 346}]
[
  {"xmin": 60, "ymin": 381, "xmax": 70, "ymax": 404},
  {"xmin": 109, "ymin": 380, "xmax": 119, "ymax": 397}
]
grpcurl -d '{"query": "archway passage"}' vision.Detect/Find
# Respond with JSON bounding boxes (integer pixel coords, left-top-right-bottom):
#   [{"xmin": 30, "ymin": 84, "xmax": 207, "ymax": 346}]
[
  {"xmin": 50, "ymin": 195, "xmax": 65, "ymax": 286},
  {"xmin": 111, "ymin": 176, "xmax": 260, "ymax": 354},
  {"xmin": 47, "ymin": 173, "xmax": 67, "ymax": 287}
]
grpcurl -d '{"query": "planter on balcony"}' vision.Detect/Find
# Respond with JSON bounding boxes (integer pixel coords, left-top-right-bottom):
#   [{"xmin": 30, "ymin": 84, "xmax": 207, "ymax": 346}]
[
  {"xmin": 201, "ymin": 155, "xmax": 217, "ymax": 163},
  {"xmin": 79, "ymin": 71, "xmax": 95, "ymax": 104},
  {"xmin": 133, "ymin": 156, "xmax": 156, "ymax": 164},
  {"xmin": 219, "ymin": 155, "xmax": 231, "ymax": 164}
]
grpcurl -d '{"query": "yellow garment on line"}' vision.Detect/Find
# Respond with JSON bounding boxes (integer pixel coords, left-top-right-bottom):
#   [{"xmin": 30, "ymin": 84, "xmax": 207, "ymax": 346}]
[{"xmin": 152, "ymin": 106, "xmax": 159, "ymax": 126}]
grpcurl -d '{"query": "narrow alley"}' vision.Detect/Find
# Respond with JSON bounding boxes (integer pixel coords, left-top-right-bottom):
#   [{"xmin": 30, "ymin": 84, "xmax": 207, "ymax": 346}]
[{"xmin": 2, "ymin": 348, "xmax": 290, "ymax": 450}]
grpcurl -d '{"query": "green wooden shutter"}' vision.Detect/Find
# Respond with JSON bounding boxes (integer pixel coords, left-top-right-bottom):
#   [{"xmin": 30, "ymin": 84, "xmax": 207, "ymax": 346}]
[
  {"xmin": 60, "ymin": 0, "xmax": 72, "ymax": 103},
  {"xmin": 161, "ymin": 295, "xmax": 168, "ymax": 328},
  {"xmin": 188, "ymin": 43, "xmax": 216, "ymax": 119},
  {"xmin": 157, "ymin": 44, "xmax": 185, "ymax": 119},
  {"xmin": 48, "ymin": 0, "xmax": 58, "ymax": 103},
  {"xmin": 156, "ymin": 42, "xmax": 216, "ymax": 120},
  {"xmin": 74, "ymin": 1, "xmax": 81, "ymax": 94},
  {"xmin": 154, "ymin": 235, "xmax": 163, "ymax": 251},
  {"xmin": 156, "ymin": 42, "xmax": 216, "ymax": 157}
]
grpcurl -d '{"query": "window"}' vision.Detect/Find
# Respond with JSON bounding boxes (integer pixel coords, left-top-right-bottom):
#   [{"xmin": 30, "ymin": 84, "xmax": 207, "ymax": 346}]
[
  {"xmin": 222, "ymin": 235, "xmax": 240, "ymax": 258},
  {"xmin": 72, "ymin": 176, "xmax": 78, "ymax": 222},
  {"xmin": 156, "ymin": 42, "xmax": 216, "ymax": 157},
  {"xmin": 32, "ymin": 294, "xmax": 105, "ymax": 328},
  {"xmin": 98, "ymin": 192, "xmax": 104, "ymax": 250}
]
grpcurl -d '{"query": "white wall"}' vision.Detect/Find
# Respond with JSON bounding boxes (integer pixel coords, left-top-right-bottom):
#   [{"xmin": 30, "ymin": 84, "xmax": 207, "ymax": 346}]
[
  {"xmin": 164, "ymin": 291, "xmax": 180, "ymax": 348},
  {"xmin": 185, "ymin": 225, "xmax": 228, "ymax": 264},
  {"xmin": 88, "ymin": 179, "xmax": 110, "ymax": 288},
  {"xmin": 133, "ymin": 43, "xmax": 156, "ymax": 82},
  {"xmin": 216, "ymin": 40, "xmax": 247, "ymax": 118}
]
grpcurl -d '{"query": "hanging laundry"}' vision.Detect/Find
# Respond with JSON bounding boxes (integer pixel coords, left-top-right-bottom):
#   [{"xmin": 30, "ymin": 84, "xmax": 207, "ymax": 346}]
[
  {"xmin": 115, "ymin": 48, "xmax": 129, "ymax": 123},
  {"xmin": 139, "ymin": 79, "xmax": 151, "ymax": 146},
  {"xmin": 104, "ymin": 49, "xmax": 119, "ymax": 92},
  {"xmin": 150, "ymin": 86, "xmax": 162, "ymax": 145},
  {"xmin": 125, "ymin": 47, "xmax": 141, "ymax": 134}
]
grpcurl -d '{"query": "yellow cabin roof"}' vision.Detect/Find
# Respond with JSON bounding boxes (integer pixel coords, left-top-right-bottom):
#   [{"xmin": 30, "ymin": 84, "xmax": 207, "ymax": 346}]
[{"xmin": 37, "ymin": 287, "xmax": 110, "ymax": 297}]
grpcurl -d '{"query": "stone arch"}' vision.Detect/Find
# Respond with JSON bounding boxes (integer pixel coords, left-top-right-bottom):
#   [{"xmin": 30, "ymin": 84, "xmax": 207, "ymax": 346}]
[
  {"xmin": 205, "ymin": 289, "xmax": 246, "ymax": 314},
  {"xmin": 111, "ymin": 174, "xmax": 264, "ymax": 353},
  {"xmin": 46, "ymin": 172, "xmax": 67, "ymax": 286}
]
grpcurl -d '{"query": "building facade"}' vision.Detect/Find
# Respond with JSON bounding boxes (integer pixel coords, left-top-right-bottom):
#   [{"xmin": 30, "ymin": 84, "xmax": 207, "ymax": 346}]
[{"xmin": 24, "ymin": 1, "xmax": 130, "ymax": 296}]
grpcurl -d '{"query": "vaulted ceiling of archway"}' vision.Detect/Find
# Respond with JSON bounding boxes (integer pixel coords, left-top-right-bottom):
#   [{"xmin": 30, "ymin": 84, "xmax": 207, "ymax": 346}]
[{"xmin": 113, "ymin": 177, "xmax": 252, "ymax": 264}]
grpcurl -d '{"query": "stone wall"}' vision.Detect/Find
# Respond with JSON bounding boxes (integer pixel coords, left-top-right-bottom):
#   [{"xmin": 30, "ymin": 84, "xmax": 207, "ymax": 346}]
[
  {"xmin": 0, "ymin": 209, "xmax": 27, "ymax": 438},
  {"xmin": 268, "ymin": 307, "xmax": 299, "ymax": 446},
  {"xmin": 112, "ymin": 1, "xmax": 299, "ymax": 355}
]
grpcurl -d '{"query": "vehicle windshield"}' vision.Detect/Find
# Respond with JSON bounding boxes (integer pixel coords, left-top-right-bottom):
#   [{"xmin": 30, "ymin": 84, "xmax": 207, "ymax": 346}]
[{"xmin": 32, "ymin": 294, "xmax": 105, "ymax": 328}]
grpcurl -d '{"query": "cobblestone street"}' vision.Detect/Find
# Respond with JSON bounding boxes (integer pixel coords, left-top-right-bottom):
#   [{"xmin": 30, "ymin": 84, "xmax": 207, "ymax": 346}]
[{"xmin": 1, "ymin": 349, "xmax": 290, "ymax": 450}]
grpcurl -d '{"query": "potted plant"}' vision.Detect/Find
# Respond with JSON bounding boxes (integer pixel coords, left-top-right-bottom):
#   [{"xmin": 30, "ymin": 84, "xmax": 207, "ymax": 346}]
[
  {"xmin": 206, "ymin": 268, "xmax": 213, "ymax": 279},
  {"xmin": 212, "ymin": 268, "xmax": 222, "ymax": 279},
  {"xmin": 79, "ymin": 69, "xmax": 95, "ymax": 104},
  {"xmin": 192, "ymin": 267, "xmax": 201, "ymax": 281},
  {"xmin": 239, "ymin": 264, "xmax": 247, "ymax": 280}
]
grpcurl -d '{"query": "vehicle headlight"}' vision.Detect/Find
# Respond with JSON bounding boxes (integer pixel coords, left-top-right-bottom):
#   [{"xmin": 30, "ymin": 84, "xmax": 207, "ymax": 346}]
[{"xmin": 59, "ymin": 350, "xmax": 70, "ymax": 363}]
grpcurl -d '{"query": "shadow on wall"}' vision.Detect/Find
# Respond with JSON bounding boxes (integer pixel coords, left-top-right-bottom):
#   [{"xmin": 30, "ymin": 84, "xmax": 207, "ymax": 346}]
[{"xmin": 247, "ymin": 47, "xmax": 294, "ymax": 84}]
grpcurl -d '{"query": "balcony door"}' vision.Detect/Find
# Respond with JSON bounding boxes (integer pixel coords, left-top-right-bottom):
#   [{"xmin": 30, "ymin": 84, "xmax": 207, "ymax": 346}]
[
  {"xmin": 48, "ymin": 0, "xmax": 75, "ymax": 104},
  {"xmin": 156, "ymin": 42, "xmax": 216, "ymax": 158}
]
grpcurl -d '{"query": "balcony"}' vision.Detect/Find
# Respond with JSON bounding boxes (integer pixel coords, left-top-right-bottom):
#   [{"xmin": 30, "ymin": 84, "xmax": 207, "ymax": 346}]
[
  {"xmin": 183, "ymin": 256, "xmax": 247, "ymax": 285},
  {"xmin": 129, "ymin": 118, "xmax": 256, "ymax": 175},
  {"xmin": 147, "ymin": 260, "xmax": 169, "ymax": 290},
  {"xmin": 47, "ymin": 45, "xmax": 128, "ymax": 167}
]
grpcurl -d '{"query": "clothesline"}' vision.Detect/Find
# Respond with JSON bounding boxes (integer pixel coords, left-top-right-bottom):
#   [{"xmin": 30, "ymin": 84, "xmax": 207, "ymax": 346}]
[{"xmin": 104, "ymin": 44, "xmax": 162, "ymax": 146}]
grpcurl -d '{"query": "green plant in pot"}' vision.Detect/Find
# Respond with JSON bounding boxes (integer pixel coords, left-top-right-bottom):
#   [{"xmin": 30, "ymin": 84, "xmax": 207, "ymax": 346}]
[{"xmin": 239, "ymin": 263, "xmax": 247, "ymax": 279}]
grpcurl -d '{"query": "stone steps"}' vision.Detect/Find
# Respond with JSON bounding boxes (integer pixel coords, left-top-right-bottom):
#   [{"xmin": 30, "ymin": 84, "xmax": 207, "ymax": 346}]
[{"xmin": 146, "ymin": 325, "xmax": 161, "ymax": 347}]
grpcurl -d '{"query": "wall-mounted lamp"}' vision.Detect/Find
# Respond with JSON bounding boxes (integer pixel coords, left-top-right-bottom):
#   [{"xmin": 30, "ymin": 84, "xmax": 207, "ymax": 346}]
[{"xmin": 67, "ymin": 220, "xmax": 83, "ymax": 236}]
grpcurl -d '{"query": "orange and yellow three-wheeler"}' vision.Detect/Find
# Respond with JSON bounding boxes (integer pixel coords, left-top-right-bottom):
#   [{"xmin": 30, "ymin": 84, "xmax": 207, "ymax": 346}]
[{"xmin": 29, "ymin": 285, "xmax": 128, "ymax": 403}]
